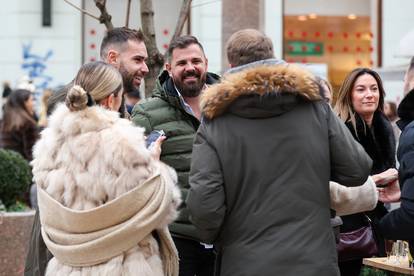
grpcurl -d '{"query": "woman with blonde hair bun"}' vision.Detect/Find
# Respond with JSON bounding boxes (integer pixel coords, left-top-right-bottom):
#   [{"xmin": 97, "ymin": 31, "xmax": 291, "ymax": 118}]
[{"xmin": 32, "ymin": 61, "xmax": 181, "ymax": 276}]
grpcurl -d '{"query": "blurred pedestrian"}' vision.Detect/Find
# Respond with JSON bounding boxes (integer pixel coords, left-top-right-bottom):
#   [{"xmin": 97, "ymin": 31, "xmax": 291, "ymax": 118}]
[
  {"xmin": 0, "ymin": 89, "xmax": 39, "ymax": 161},
  {"xmin": 187, "ymin": 29, "xmax": 372, "ymax": 276},
  {"xmin": 334, "ymin": 68, "xmax": 397, "ymax": 275},
  {"xmin": 32, "ymin": 61, "xmax": 180, "ymax": 276},
  {"xmin": 384, "ymin": 100, "xmax": 401, "ymax": 142}
]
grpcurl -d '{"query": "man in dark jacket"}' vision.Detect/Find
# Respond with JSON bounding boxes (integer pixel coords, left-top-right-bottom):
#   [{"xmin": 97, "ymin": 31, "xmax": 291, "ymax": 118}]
[
  {"xmin": 24, "ymin": 27, "xmax": 150, "ymax": 276},
  {"xmin": 379, "ymin": 57, "xmax": 414, "ymax": 255},
  {"xmin": 131, "ymin": 36, "xmax": 219, "ymax": 276},
  {"xmin": 186, "ymin": 29, "xmax": 372, "ymax": 276}
]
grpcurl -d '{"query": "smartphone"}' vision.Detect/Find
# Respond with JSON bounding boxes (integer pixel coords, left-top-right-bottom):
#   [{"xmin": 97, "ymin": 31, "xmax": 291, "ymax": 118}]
[{"xmin": 146, "ymin": 130, "xmax": 165, "ymax": 148}]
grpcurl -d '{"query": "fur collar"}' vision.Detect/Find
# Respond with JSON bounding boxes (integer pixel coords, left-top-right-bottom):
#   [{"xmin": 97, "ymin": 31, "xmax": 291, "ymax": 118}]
[{"xmin": 201, "ymin": 64, "xmax": 321, "ymax": 119}]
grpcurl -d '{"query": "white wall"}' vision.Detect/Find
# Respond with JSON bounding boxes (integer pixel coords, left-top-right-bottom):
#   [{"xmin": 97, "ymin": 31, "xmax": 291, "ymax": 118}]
[
  {"xmin": 264, "ymin": 0, "xmax": 283, "ymax": 60},
  {"xmin": 284, "ymin": 0, "xmax": 370, "ymax": 16},
  {"xmin": 191, "ymin": 0, "xmax": 222, "ymax": 74},
  {"xmin": 0, "ymin": 0, "xmax": 82, "ymax": 91}
]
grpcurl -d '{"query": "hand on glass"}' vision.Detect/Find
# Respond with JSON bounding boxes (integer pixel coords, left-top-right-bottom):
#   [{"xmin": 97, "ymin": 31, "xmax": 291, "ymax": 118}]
[
  {"xmin": 149, "ymin": 135, "xmax": 166, "ymax": 160},
  {"xmin": 378, "ymin": 180, "xmax": 401, "ymax": 203}
]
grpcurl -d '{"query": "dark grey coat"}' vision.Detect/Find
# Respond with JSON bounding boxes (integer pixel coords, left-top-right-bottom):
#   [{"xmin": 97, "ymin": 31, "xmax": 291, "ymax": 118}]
[{"xmin": 186, "ymin": 63, "xmax": 372, "ymax": 276}]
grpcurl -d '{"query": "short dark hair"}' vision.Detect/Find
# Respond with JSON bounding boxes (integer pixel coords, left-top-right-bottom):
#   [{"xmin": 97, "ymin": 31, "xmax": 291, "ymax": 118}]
[
  {"xmin": 166, "ymin": 35, "xmax": 205, "ymax": 62},
  {"xmin": 226, "ymin": 29, "xmax": 274, "ymax": 67},
  {"xmin": 100, "ymin": 27, "xmax": 145, "ymax": 60}
]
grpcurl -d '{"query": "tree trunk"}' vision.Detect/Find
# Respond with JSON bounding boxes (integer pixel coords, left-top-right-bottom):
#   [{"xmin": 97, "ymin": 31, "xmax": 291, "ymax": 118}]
[
  {"xmin": 171, "ymin": 0, "xmax": 192, "ymax": 42},
  {"xmin": 140, "ymin": 0, "xmax": 165, "ymax": 97}
]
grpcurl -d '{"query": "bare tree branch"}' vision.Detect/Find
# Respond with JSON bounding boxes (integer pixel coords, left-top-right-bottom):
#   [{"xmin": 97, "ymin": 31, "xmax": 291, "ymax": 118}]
[
  {"xmin": 125, "ymin": 0, "xmax": 132, "ymax": 27},
  {"xmin": 171, "ymin": 0, "xmax": 192, "ymax": 41},
  {"xmin": 94, "ymin": 0, "xmax": 114, "ymax": 30},
  {"xmin": 140, "ymin": 0, "xmax": 165, "ymax": 97},
  {"xmin": 63, "ymin": 0, "xmax": 100, "ymax": 20}
]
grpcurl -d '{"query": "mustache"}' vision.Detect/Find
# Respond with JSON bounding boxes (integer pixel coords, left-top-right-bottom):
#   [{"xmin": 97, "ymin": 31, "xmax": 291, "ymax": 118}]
[{"xmin": 182, "ymin": 71, "xmax": 200, "ymax": 78}]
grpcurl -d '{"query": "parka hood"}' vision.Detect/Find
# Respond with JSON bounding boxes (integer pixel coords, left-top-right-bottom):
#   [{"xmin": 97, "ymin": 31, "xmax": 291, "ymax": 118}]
[{"xmin": 201, "ymin": 63, "xmax": 322, "ymax": 120}]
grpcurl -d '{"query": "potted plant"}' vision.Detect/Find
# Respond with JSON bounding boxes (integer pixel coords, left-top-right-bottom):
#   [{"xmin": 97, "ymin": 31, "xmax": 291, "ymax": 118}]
[{"xmin": 0, "ymin": 149, "xmax": 35, "ymax": 276}]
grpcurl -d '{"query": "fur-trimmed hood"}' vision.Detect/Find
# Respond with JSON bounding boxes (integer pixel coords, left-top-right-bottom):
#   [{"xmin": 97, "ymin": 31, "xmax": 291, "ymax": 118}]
[{"xmin": 201, "ymin": 63, "xmax": 321, "ymax": 120}]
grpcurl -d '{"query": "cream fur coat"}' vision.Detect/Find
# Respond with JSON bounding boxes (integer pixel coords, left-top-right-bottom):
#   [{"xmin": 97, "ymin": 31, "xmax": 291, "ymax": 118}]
[{"xmin": 32, "ymin": 104, "xmax": 181, "ymax": 276}]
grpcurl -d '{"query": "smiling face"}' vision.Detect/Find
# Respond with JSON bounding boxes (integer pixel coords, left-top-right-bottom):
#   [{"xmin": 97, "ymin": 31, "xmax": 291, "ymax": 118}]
[
  {"xmin": 116, "ymin": 40, "xmax": 149, "ymax": 93},
  {"xmin": 351, "ymin": 73, "xmax": 380, "ymax": 118},
  {"xmin": 166, "ymin": 43, "xmax": 208, "ymax": 98}
]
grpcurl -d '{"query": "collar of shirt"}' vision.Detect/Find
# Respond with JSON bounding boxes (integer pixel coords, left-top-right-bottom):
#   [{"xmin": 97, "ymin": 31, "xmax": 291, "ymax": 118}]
[{"xmin": 173, "ymin": 83, "xmax": 208, "ymax": 117}]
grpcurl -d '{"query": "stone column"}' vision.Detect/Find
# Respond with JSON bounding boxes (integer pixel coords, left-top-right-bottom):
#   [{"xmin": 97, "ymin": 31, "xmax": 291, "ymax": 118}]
[{"xmin": 222, "ymin": 0, "xmax": 261, "ymax": 70}]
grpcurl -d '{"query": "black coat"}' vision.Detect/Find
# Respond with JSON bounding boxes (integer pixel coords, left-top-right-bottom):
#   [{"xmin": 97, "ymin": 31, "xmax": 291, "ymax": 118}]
[
  {"xmin": 340, "ymin": 112, "xmax": 396, "ymax": 256},
  {"xmin": 379, "ymin": 89, "xmax": 414, "ymax": 255}
]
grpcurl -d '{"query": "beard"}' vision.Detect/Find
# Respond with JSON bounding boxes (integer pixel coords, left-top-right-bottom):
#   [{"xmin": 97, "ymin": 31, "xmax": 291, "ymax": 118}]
[
  {"xmin": 119, "ymin": 62, "xmax": 139, "ymax": 93},
  {"xmin": 174, "ymin": 70, "xmax": 207, "ymax": 98}
]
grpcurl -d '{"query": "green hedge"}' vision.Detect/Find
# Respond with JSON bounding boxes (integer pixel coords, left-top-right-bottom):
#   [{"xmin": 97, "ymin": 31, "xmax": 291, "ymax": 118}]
[{"xmin": 0, "ymin": 149, "xmax": 32, "ymax": 209}]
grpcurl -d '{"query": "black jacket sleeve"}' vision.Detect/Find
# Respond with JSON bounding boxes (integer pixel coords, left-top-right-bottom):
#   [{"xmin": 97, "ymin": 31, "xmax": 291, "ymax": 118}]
[
  {"xmin": 379, "ymin": 124, "xmax": 414, "ymax": 240},
  {"xmin": 186, "ymin": 122, "xmax": 226, "ymax": 243}
]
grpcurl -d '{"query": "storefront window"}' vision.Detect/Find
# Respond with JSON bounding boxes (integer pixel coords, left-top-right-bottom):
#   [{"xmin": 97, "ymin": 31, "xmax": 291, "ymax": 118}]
[{"xmin": 283, "ymin": 0, "xmax": 380, "ymax": 92}]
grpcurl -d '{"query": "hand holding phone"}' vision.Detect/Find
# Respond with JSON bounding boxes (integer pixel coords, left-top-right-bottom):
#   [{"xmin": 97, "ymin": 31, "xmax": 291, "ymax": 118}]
[{"xmin": 146, "ymin": 130, "xmax": 166, "ymax": 148}]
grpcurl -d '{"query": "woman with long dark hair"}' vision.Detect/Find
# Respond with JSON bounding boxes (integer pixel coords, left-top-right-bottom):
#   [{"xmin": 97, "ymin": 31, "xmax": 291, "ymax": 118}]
[
  {"xmin": 334, "ymin": 68, "xmax": 398, "ymax": 275},
  {"xmin": 0, "ymin": 89, "xmax": 38, "ymax": 161}
]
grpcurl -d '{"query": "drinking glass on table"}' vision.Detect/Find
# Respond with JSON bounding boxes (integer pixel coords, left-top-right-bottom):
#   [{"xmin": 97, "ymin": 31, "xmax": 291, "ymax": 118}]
[{"xmin": 385, "ymin": 240, "xmax": 394, "ymax": 262}]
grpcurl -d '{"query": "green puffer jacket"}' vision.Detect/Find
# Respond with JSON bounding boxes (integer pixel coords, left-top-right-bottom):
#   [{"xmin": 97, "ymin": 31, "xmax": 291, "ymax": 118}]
[{"xmin": 131, "ymin": 70, "xmax": 220, "ymax": 241}]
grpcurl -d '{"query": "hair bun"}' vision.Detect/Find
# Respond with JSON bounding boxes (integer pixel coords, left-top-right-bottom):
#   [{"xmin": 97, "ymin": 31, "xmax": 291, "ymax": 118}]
[{"xmin": 66, "ymin": 85, "xmax": 88, "ymax": 111}]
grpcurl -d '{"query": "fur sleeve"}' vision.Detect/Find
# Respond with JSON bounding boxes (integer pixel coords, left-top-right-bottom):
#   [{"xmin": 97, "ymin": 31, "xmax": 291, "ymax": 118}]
[{"xmin": 330, "ymin": 176, "xmax": 378, "ymax": 216}]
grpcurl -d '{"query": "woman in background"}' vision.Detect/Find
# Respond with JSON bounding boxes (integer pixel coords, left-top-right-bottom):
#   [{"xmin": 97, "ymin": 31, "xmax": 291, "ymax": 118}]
[
  {"xmin": 334, "ymin": 68, "xmax": 398, "ymax": 276},
  {"xmin": 0, "ymin": 89, "xmax": 38, "ymax": 161}
]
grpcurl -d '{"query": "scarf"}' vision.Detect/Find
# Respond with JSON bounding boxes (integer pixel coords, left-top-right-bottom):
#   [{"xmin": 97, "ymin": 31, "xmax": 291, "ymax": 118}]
[
  {"xmin": 37, "ymin": 172, "xmax": 178, "ymax": 276},
  {"xmin": 345, "ymin": 111, "xmax": 396, "ymax": 175}
]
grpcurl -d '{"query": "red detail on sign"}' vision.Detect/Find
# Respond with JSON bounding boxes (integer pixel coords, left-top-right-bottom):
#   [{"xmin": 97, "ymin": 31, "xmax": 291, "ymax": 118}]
[
  {"xmin": 288, "ymin": 31, "xmax": 294, "ymax": 38},
  {"xmin": 89, "ymin": 57, "xmax": 96, "ymax": 62},
  {"xmin": 163, "ymin": 29, "xmax": 169, "ymax": 36},
  {"xmin": 356, "ymin": 32, "xmax": 361, "ymax": 39},
  {"xmin": 90, "ymin": 43, "xmax": 96, "ymax": 49},
  {"xmin": 370, "ymin": 60, "xmax": 374, "ymax": 66},
  {"xmin": 343, "ymin": 32, "xmax": 348, "ymax": 39},
  {"xmin": 356, "ymin": 60, "xmax": 362, "ymax": 66},
  {"xmin": 369, "ymin": 46, "xmax": 374, "ymax": 52},
  {"xmin": 315, "ymin": 31, "xmax": 321, "ymax": 38},
  {"xmin": 301, "ymin": 58, "xmax": 307, "ymax": 63},
  {"xmin": 287, "ymin": 58, "xmax": 294, "ymax": 63},
  {"xmin": 328, "ymin": 32, "xmax": 334, "ymax": 38},
  {"xmin": 90, "ymin": 29, "xmax": 96, "ymax": 35},
  {"xmin": 328, "ymin": 45, "xmax": 334, "ymax": 52},
  {"xmin": 369, "ymin": 32, "xmax": 374, "ymax": 38},
  {"xmin": 343, "ymin": 46, "xmax": 349, "ymax": 52},
  {"xmin": 163, "ymin": 43, "xmax": 169, "ymax": 50},
  {"xmin": 302, "ymin": 31, "xmax": 307, "ymax": 38},
  {"xmin": 356, "ymin": 46, "xmax": 362, "ymax": 52},
  {"xmin": 315, "ymin": 45, "xmax": 321, "ymax": 52},
  {"xmin": 301, "ymin": 45, "xmax": 308, "ymax": 52},
  {"xmin": 288, "ymin": 45, "xmax": 294, "ymax": 51}
]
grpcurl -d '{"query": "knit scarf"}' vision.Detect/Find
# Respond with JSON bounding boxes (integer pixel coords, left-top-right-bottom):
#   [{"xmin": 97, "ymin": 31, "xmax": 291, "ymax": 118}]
[{"xmin": 37, "ymin": 172, "xmax": 179, "ymax": 276}]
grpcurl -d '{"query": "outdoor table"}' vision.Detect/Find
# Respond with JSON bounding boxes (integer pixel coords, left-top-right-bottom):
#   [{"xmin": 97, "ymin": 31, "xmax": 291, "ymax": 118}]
[{"xmin": 363, "ymin": 257, "xmax": 414, "ymax": 275}]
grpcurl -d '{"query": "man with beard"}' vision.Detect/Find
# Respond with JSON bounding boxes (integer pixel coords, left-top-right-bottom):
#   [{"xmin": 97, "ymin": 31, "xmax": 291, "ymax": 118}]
[
  {"xmin": 132, "ymin": 35, "xmax": 220, "ymax": 276},
  {"xmin": 24, "ymin": 27, "xmax": 150, "ymax": 276}
]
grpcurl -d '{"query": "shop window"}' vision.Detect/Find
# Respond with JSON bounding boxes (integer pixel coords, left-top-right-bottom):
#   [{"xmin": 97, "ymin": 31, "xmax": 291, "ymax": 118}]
[{"xmin": 283, "ymin": 0, "xmax": 380, "ymax": 93}]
